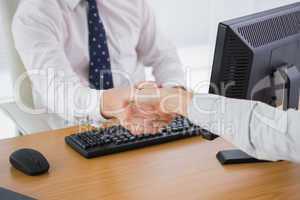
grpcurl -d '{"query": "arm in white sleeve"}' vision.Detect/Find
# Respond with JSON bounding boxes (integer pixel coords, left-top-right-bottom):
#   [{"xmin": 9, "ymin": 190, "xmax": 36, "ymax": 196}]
[
  {"xmin": 188, "ymin": 94, "xmax": 300, "ymax": 163},
  {"xmin": 137, "ymin": 0, "xmax": 185, "ymax": 88},
  {"xmin": 12, "ymin": 3, "xmax": 105, "ymax": 124}
]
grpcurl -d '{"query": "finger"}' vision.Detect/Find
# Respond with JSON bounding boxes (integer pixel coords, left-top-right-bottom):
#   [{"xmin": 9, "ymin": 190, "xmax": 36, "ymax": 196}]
[
  {"xmin": 128, "ymin": 119, "xmax": 171, "ymax": 135},
  {"xmin": 134, "ymin": 88, "xmax": 161, "ymax": 109},
  {"xmin": 119, "ymin": 102, "xmax": 174, "ymax": 135},
  {"xmin": 120, "ymin": 117, "xmax": 143, "ymax": 135},
  {"xmin": 131, "ymin": 104, "xmax": 161, "ymax": 118},
  {"xmin": 125, "ymin": 122, "xmax": 147, "ymax": 135},
  {"xmin": 131, "ymin": 103, "xmax": 174, "ymax": 123},
  {"xmin": 123, "ymin": 103, "xmax": 158, "ymax": 121},
  {"xmin": 129, "ymin": 123, "xmax": 158, "ymax": 135},
  {"xmin": 132, "ymin": 109, "xmax": 173, "ymax": 123},
  {"xmin": 122, "ymin": 118, "xmax": 158, "ymax": 135},
  {"xmin": 102, "ymin": 118, "xmax": 120, "ymax": 128},
  {"xmin": 127, "ymin": 117, "xmax": 156, "ymax": 129},
  {"xmin": 135, "ymin": 81, "xmax": 161, "ymax": 90},
  {"xmin": 144, "ymin": 119, "xmax": 173, "ymax": 134}
]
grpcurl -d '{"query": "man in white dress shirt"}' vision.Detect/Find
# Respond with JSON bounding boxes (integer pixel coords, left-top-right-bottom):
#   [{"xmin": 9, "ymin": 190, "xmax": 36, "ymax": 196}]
[{"xmin": 12, "ymin": 0, "xmax": 185, "ymax": 133}]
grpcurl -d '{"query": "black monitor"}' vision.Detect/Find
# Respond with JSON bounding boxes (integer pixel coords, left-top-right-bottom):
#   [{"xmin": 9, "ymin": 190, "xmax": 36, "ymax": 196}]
[
  {"xmin": 208, "ymin": 2, "xmax": 300, "ymax": 164},
  {"xmin": 210, "ymin": 2, "xmax": 300, "ymax": 110}
]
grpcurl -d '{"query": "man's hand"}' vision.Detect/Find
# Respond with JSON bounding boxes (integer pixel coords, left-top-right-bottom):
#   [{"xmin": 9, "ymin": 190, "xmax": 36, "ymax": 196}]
[
  {"xmin": 135, "ymin": 87, "xmax": 193, "ymax": 117},
  {"xmin": 159, "ymin": 87, "xmax": 193, "ymax": 117},
  {"xmin": 101, "ymin": 87, "xmax": 134, "ymax": 120},
  {"xmin": 101, "ymin": 86, "xmax": 171, "ymax": 135},
  {"xmin": 134, "ymin": 82, "xmax": 193, "ymax": 129}
]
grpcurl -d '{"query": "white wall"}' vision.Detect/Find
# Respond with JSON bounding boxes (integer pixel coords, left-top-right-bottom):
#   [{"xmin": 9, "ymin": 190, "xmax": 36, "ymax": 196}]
[
  {"xmin": 148, "ymin": 0, "xmax": 300, "ymax": 48},
  {"xmin": 149, "ymin": 0, "xmax": 211, "ymax": 47}
]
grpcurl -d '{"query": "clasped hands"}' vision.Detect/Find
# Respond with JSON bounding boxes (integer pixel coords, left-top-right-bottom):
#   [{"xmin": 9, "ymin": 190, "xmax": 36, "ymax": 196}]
[{"xmin": 101, "ymin": 82, "xmax": 192, "ymax": 135}]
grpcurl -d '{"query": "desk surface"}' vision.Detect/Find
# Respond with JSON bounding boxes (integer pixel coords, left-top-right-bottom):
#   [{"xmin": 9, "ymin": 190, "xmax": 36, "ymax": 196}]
[{"xmin": 0, "ymin": 127, "xmax": 300, "ymax": 200}]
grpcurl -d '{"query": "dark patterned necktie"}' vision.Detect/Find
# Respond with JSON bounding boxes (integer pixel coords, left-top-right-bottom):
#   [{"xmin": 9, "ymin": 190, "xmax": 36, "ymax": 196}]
[{"xmin": 87, "ymin": 0, "xmax": 114, "ymax": 90}]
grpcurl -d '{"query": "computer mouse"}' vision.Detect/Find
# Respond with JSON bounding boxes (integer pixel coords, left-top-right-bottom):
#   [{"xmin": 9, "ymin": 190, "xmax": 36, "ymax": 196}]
[{"xmin": 9, "ymin": 148, "xmax": 50, "ymax": 176}]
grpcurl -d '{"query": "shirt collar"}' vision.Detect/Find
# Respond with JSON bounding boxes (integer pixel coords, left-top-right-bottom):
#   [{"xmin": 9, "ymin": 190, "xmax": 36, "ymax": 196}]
[
  {"xmin": 66, "ymin": 0, "xmax": 103, "ymax": 10},
  {"xmin": 66, "ymin": 0, "xmax": 82, "ymax": 10}
]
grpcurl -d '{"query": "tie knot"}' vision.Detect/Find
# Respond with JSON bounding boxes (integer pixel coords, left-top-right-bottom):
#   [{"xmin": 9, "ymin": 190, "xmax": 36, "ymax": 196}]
[
  {"xmin": 86, "ymin": 0, "xmax": 96, "ymax": 3},
  {"xmin": 86, "ymin": 0, "xmax": 97, "ymax": 9}
]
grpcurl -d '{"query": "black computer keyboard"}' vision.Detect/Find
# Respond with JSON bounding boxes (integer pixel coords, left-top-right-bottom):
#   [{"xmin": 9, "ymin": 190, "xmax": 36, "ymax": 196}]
[{"xmin": 65, "ymin": 116, "xmax": 218, "ymax": 158}]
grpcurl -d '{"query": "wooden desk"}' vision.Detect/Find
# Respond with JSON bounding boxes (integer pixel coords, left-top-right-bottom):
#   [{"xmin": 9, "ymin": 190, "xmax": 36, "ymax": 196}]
[{"xmin": 0, "ymin": 127, "xmax": 300, "ymax": 200}]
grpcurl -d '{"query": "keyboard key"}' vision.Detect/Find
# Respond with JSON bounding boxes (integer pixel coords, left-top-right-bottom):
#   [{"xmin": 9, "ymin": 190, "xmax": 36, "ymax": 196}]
[
  {"xmin": 123, "ymin": 138, "xmax": 129, "ymax": 143},
  {"xmin": 72, "ymin": 137, "xmax": 88, "ymax": 149},
  {"xmin": 116, "ymin": 140, "xmax": 122, "ymax": 145},
  {"xmin": 137, "ymin": 135, "xmax": 144, "ymax": 140},
  {"xmin": 104, "ymin": 139, "xmax": 111, "ymax": 144}
]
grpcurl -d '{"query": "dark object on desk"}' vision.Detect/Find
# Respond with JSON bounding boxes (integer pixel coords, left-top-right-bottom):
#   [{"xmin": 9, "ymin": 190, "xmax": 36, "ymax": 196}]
[
  {"xmin": 210, "ymin": 2, "xmax": 300, "ymax": 109},
  {"xmin": 209, "ymin": 2, "xmax": 300, "ymax": 164},
  {"xmin": 9, "ymin": 148, "xmax": 50, "ymax": 176},
  {"xmin": 66, "ymin": 116, "xmax": 217, "ymax": 158},
  {"xmin": 0, "ymin": 187, "xmax": 36, "ymax": 200},
  {"xmin": 216, "ymin": 150, "xmax": 270, "ymax": 165}
]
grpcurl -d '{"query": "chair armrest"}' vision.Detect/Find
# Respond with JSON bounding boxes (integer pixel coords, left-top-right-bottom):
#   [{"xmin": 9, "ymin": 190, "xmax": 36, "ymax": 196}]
[{"xmin": 0, "ymin": 102, "xmax": 51, "ymax": 135}]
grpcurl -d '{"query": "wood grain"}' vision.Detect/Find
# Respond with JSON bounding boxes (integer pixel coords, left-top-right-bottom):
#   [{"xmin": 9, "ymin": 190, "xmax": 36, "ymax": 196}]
[{"xmin": 0, "ymin": 127, "xmax": 300, "ymax": 200}]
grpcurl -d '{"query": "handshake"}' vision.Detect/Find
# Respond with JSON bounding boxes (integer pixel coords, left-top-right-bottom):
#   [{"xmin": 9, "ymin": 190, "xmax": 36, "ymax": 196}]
[{"xmin": 101, "ymin": 82, "xmax": 193, "ymax": 135}]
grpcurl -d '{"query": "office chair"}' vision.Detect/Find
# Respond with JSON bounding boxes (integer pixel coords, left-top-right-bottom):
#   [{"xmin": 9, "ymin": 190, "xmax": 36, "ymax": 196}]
[{"xmin": 0, "ymin": 0, "xmax": 53, "ymax": 135}]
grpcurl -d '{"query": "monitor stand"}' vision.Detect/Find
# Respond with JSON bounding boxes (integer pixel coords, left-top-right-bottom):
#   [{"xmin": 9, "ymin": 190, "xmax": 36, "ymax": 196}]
[
  {"xmin": 275, "ymin": 65, "xmax": 300, "ymax": 110},
  {"xmin": 214, "ymin": 64, "xmax": 300, "ymax": 165}
]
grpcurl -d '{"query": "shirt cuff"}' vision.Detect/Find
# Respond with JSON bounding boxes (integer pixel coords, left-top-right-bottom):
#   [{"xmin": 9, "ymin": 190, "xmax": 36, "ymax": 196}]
[
  {"xmin": 160, "ymin": 77, "xmax": 186, "ymax": 89},
  {"xmin": 187, "ymin": 93, "xmax": 259, "ymax": 158},
  {"xmin": 88, "ymin": 89, "xmax": 108, "ymax": 127},
  {"xmin": 187, "ymin": 94, "xmax": 220, "ymax": 132},
  {"xmin": 156, "ymin": 65, "xmax": 186, "ymax": 88}
]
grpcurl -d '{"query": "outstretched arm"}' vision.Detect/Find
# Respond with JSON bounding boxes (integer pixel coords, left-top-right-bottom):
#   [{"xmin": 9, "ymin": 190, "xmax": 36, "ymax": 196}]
[
  {"xmin": 136, "ymin": 87, "xmax": 300, "ymax": 163},
  {"xmin": 187, "ymin": 93, "xmax": 300, "ymax": 162}
]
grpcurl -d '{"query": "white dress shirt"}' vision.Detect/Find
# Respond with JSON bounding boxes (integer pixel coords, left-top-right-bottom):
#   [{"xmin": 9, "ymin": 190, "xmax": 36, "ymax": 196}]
[
  {"xmin": 12, "ymin": 0, "xmax": 184, "ymax": 129},
  {"xmin": 188, "ymin": 94, "xmax": 300, "ymax": 163}
]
